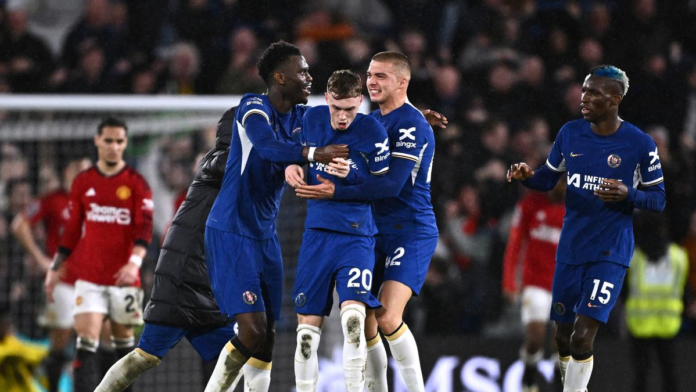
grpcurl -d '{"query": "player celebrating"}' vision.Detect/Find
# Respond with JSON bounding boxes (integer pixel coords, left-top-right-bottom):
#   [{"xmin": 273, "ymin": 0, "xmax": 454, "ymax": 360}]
[
  {"xmin": 11, "ymin": 158, "xmax": 90, "ymax": 392},
  {"xmin": 507, "ymin": 65, "xmax": 666, "ymax": 392},
  {"xmin": 502, "ymin": 181, "xmax": 565, "ymax": 392},
  {"xmin": 45, "ymin": 117, "xmax": 154, "ymax": 392},
  {"xmin": 94, "ymin": 109, "xmax": 237, "ymax": 392},
  {"xmin": 295, "ymin": 52, "xmax": 438, "ymax": 392},
  {"xmin": 285, "ymin": 70, "xmax": 390, "ymax": 392},
  {"xmin": 203, "ymin": 41, "xmax": 349, "ymax": 392}
]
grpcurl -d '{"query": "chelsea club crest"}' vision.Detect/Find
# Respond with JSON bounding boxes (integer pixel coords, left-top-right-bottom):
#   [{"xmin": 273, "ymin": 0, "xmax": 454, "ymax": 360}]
[{"xmin": 607, "ymin": 154, "xmax": 621, "ymax": 168}]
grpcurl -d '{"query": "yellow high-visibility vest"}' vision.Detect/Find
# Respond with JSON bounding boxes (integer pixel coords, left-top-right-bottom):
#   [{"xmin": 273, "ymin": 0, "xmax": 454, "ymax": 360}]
[{"xmin": 626, "ymin": 244, "xmax": 689, "ymax": 338}]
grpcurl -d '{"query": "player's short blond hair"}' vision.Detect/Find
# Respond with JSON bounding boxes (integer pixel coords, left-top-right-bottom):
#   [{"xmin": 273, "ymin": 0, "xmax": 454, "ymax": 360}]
[{"xmin": 371, "ymin": 51, "xmax": 411, "ymax": 80}]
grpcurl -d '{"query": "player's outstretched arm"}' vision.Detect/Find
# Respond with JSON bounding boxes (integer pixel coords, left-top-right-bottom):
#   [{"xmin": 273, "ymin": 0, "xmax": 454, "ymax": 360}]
[
  {"xmin": 508, "ymin": 163, "xmax": 562, "ymax": 192},
  {"xmin": 306, "ymin": 144, "xmax": 350, "ymax": 164},
  {"xmin": 244, "ymin": 115, "xmax": 349, "ymax": 164},
  {"xmin": 296, "ymin": 157, "xmax": 414, "ymax": 201}
]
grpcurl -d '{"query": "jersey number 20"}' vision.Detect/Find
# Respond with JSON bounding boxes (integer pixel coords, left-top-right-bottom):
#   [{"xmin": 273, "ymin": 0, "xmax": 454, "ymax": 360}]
[{"xmin": 347, "ymin": 268, "xmax": 372, "ymax": 291}]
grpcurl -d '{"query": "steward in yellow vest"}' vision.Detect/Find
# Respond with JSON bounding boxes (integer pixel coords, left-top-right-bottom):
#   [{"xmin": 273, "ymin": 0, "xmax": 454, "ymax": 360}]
[
  {"xmin": 626, "ymin": 211, "xmax": 687, "ymax": 392},
  {"xmin": 626, "ymin": 244, "xmax": 689, "ymax": 338}
]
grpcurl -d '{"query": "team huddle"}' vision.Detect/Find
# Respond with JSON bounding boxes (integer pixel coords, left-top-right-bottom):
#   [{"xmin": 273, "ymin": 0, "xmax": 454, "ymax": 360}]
[{"xmin": 24, "ymin": 40, "xmax": 665, "ymax": 392}]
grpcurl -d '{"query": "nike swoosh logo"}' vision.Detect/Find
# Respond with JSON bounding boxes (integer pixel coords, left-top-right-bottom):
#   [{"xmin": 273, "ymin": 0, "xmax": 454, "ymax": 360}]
[{"xmin": 570, "ymin": 152, "xmax": 583, "ymax": 157}]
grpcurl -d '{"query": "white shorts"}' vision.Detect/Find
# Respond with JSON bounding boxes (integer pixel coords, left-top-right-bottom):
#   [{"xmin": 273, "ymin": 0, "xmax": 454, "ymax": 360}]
[
  {"xmin": 73, "ymin": 279, "xmax": 144, "ymax": 326},
  {"xmin": 39, "ymin": 282, "xmax": 74, "ymax": 329},
  {"xmin": 521, "ymin": 286, "xmax": 552, "ymax": 325}
]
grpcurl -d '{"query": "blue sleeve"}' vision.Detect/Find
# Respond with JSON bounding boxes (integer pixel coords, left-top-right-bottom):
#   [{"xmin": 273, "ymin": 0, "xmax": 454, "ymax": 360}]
[
  {"xmin": 624, "ymin": 134, "xmax": 666, "ymax": 212},
  {"xmin": 342, "ymin": 167, "xmax": 362, "ymax": 184},
  {"xmin": 628, "ymin": 182, "xmax": 666, "ymax": 212},
  {"xmin": 334, "ymin": 156, "xmax": 415, "ymax": 200},
  {"xmin": 244, "ymin": 114, "xmax": 305, "ymax": 163},
  {"xmin": 521, "ymin": 165, "xmax": 563, "ymax": 192},
  {"xmin": 364, "ymin": 119, "xmax": 391, "ymax": 175},
  {"xmin": 546, "ymin": 125, "xmax": 567, "ymax": 172},
  {"xmin": 637, "ymin": 135, "xmax": 664, "ymax": 187}
]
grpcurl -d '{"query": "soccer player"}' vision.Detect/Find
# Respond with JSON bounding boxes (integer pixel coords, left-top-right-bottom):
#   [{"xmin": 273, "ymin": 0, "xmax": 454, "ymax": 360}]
[
  {"xmin": 285, "ymin": 70, "xmax": 390, "ymax": 392},
  {"xmin": 11, "ymin": 158, "xmax": 90, "ymax": 392},
  {"xmin": 507, "ymin": 65, "xmax": 666, "ymax": 392},
  {"xmin": 94, "ymin": 108, "xmax": 237, "ymax": 392},
  {"xmin": 203, "ymin": 41, "xmax": 349, "ymax": 392},
  {"xmin": 45, "ymin": 117, "xmax": 154, "ymax": 392},
  {"xmin": 502, "ymin": 181, "xmax": 565, "ymax": 392},
  {"xmin": 295, "ymin": 52, "xmax": 438, "ymax": 392}
]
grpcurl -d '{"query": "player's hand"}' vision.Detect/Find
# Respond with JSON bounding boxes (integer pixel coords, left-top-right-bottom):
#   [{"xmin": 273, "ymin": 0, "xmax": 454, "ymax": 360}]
[
  {"xmin": 45, "ymin": 269, "xmax": 62, "ymax": 302},
  {"xmin": 313, "ymin": 144, "xmax": 349, "ymax": 164},
  {"xmin": 295, "ymin": 175, "xmax": 335, "ymax": 199},
  {"xmin": 423, "ymin": 109, "xmax": 448, "ymax": 129},
  {"xmin": 506, "ymin": 162, "xmax": 535, "ymax": 182},
  {"xmin": 594, "ymin": 179, "xmax": 628, "ymax": 202},
  {"xmin": 114, "ymin": 262, "xmax": 140, "ymax": 287},
  {"xmin": 285, "ymin": 164, "xmax": 305, "ymax": 188},
  {"xmin": 327, "ymin": 158, "xmax": 350, "ymax": 178}
]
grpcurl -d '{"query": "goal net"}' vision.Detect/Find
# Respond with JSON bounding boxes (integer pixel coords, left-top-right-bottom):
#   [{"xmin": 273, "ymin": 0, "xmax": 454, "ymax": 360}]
[{"xmin": 0, "ymin": 94, "xmax": 369, "ymax": 391}]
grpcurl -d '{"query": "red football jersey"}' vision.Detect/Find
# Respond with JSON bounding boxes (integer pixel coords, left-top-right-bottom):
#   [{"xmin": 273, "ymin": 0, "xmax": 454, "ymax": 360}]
[
  {"xmin": 60, "ymin": 166, "xmax": 154, "ymax": 286},
  {"xmin": 503, "ymin": 192, "xmax": 564, "ymax": 292},
  {"xmin": 25, "ymin": 189, "xmax": 78, "ymax": 284}
]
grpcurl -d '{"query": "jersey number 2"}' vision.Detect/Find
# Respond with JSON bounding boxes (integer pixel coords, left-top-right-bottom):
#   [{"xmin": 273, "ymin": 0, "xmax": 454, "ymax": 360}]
[
  {"xmin": 590, "ymin": 279, "xmax": 614, "ymax": 305},
  {"xmin": 347, "ymin": 268, "xmax": 372, "ymax": 290},
  {"xmin": 385, "ymin": 247, "xmax": 405, "ymax": 268}
]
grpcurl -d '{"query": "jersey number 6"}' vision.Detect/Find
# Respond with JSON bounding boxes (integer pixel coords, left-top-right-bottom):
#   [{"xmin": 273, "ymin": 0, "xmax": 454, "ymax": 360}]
[{"xmin": 347, "ymin": 268, "xmax": 372, "ymax": 291}]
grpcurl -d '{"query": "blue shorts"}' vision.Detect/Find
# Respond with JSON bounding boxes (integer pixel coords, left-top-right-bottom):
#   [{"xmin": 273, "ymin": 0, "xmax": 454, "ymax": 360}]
[
  {"xmin": 293, "ymin": 229, "xmax": 380, "ymax": 316},
  {"xmin": 137, "ymin": 322, "xmax": 236, "ymax": 362},
  {"xmin": 204, "ymin": 227, "xmax": 283, "ymax": 320},
  {"xmin": 550, "ymin": 260, "xmax": 627, "ymax": 324},
  {"xmin": 373, "ymin": 234, "xmax": 438, "ymax": 296}
]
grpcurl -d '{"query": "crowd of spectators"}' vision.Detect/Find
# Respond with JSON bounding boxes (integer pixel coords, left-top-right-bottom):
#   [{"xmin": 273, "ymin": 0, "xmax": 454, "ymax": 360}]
[{"xmin": 3, "ymin": 0, "xmax": 696, "ymax": 340}]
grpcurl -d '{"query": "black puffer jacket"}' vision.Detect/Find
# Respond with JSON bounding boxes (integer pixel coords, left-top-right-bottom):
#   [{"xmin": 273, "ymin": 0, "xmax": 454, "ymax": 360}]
[{"xmin": 143, "ymin": 107, "xmax": 235, "ymax": 328}]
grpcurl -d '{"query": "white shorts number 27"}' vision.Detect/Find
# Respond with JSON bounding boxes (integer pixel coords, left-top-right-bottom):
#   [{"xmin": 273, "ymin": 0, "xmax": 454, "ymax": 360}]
[{"xmin": 73, "ymin": 279, "xmax": 144, "ymax": 326}]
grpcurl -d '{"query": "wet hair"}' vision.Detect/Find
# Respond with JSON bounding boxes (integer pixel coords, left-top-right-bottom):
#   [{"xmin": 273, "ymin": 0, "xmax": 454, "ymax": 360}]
[
  {"xmin": 327, "ymin": 70, "xmax": 362, "ymax": 99},
  {"xmin": 256, "ymin": 41, "xmax": 302, "ymax": 85},
  {"xmin": 371, "ymin": 51, "xmax": 411, "ymax": 79},
  {"xmin": 589, "ymin": 65, "xmax": 630, "ymax": 97},
  {"xmin": 97, "ymin": 117, "xmax": 128, "ymax": 135}
]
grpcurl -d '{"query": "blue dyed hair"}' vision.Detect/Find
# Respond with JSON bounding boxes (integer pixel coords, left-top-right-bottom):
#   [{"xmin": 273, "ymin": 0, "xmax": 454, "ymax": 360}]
[{"xmin": 589, "ymin": 65, "xmax": 629, "ymax": 97}]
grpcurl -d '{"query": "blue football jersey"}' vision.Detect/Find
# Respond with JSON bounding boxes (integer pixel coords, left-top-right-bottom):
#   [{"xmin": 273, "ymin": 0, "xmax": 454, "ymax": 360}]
[
  {"xmin": 547, "ymin": 119, "xmax": 665, "ymax": 267},
  {"xmin": 206, "ymin": 94, "xmax": 308, "ymax": 239},
  {"xmin": 370, "ymin": 103, "xmax": 437, "ymax": 235},
  {"xmin": 302, "ymin": 106, "xmax": 390, "ymax": 236}
]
